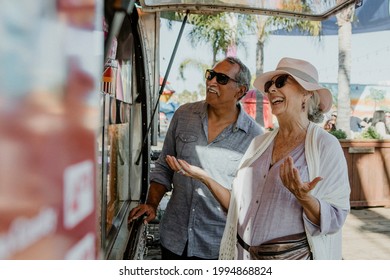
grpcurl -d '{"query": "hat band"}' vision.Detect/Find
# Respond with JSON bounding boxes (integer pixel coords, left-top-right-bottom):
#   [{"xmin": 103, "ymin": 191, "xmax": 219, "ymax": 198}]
[{"xmin": 277, "ymin": 67, "xmax": 317, "ymax": 84}]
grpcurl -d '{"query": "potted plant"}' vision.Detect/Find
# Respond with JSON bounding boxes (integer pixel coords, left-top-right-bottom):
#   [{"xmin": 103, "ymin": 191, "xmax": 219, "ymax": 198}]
[{"xmin": 329, "ymin": 129, "xmax": 347, "ymax": 139}]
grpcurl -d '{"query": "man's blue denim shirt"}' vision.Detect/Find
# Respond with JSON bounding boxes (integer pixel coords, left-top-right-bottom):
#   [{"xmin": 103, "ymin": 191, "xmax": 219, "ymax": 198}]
[{"xmin": 150, "ymin": 100, "xmax": 263, "ymax": 259}]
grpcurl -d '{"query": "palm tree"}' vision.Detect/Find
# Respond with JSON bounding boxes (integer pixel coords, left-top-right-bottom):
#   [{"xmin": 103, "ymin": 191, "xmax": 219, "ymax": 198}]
[
  {"xmin": 166, "ymin": 7, "xmax": 322, "ymax": 127},
  {"xmin": 253, "ymin": 3, "xmax": 321, "ymax": 125},
  {"xmin": 336, "ymin": 3, "xmax": 355, "ymax": 138},
  {"xmin": 252, "ymin": 16, "xmax": 268, "ymax": 125},
  {"xmin": 177, "ymin": 58, "xmax": 209, "ymax": 80},
  {"xmin": 162, "ymin": 12, "xmax": 254, "ymax": 86},
  {"xmin": 186, "ymin": 13, "xmax": 254, "ymax": 65}
]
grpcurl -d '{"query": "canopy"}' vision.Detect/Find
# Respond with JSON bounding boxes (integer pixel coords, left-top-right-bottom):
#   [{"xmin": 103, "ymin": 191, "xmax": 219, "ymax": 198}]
[{"xmin": 272, "ymin": 0, "xmax": 390, "ymax": 35}]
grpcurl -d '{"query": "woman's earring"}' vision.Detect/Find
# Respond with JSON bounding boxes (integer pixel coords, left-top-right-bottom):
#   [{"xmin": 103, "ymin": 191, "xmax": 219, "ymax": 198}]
[{"xmin": 301, "ymin": 101, "xmax": 306, "ymax": 112}]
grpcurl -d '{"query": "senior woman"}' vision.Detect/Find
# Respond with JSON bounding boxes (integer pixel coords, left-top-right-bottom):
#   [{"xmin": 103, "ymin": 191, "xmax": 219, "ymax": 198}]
[{"xmin": 166, "ymin": 57, "xmax": 350, "ymax": 260}]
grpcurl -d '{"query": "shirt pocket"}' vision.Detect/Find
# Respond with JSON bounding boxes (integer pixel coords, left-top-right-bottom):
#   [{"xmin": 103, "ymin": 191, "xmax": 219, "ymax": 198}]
[
  {"xmin": 210, "ymin": 150, "xmax": 243, "ymax": 188},
  {"xmin": 225, "ymin": 153, "xmax": 242, "ymax": 176},
  {"xmin": 177, "ymin": 133, "xmax": 198, "ymax": 158}
]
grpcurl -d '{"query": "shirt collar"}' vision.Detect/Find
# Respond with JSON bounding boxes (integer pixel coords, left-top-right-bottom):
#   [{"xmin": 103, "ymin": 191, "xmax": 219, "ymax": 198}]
[
  {"xmin": 235, "ymin": 103, "xmax": 252, "ymax": 134},
  {"xmin": 196, "ymin": 101, "xmax": 252, "ymax": 134}
]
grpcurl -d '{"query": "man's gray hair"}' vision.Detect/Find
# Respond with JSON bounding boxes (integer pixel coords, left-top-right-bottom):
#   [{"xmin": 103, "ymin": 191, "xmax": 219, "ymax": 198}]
[{"xmin": 222, "ymin": 56, "xmax": 251, "ymax": 94}]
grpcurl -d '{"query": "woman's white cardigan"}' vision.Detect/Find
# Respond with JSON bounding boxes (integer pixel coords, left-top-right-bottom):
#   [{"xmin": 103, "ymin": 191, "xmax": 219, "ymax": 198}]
[{"xmin": 219, "ymin": 122, "xmax": 351, "ymax": 260}]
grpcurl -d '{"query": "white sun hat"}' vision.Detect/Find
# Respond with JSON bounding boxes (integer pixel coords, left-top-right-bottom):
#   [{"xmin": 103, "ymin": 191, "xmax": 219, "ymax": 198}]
[{"xmin": 253, "ymin": 57, "xmax": 333, "ymax": 113}]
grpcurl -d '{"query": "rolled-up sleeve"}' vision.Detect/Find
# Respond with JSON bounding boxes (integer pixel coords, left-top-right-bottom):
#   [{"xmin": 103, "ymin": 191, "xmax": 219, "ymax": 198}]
[
  {"xmin": 149, "ymin": 111, "xmax": 179, "ymax": 191},
  {"xmin": 303, "ymin": 199, "xmax": 349, "ymax": 236}
]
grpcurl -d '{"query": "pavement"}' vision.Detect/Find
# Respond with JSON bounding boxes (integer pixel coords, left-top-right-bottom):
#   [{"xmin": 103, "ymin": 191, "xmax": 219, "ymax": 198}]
[{"xmin": 342, "ymin": 206, "xmax": 390, "ymax": 260}]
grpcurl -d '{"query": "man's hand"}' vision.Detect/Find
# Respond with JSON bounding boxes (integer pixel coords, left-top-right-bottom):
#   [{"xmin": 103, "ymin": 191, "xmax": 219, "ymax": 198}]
[{"xmin": 128, "ymin": 204, "xmax": 157, "ymax": 224}]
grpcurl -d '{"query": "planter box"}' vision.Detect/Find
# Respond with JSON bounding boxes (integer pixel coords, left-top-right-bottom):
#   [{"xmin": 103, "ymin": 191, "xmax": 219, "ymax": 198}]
[{"xmin": 340, "ymin": 140, "xmax": 390, "ymax": 207}]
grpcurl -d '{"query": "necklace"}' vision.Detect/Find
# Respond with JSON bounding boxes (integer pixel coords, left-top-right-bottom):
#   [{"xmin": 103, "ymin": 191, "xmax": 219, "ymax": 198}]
[{"xmin": 271, "ymin": 130, "xmax": 306, "ymax": 166}]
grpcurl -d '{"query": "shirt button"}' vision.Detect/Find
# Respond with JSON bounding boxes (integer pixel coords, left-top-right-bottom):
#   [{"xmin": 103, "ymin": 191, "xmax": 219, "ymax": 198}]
[
  {"xmin": 256, "ymin": 200, "xmax": 259, "ymax": 204},
  {"xmin": 192, "ymin": 208, "xmax": 195, "ymax": 211}
]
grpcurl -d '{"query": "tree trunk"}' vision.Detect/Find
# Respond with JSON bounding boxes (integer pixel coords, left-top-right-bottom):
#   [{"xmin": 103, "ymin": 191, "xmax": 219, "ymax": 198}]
[
  {"xmin": 226, "ymin": 13, "xmax": 237, "ymax": 57},
  {"xmin": 336, "ymin": 4, "xmax": 354, "ymax": 139},
  {"xmin": 212, "ymin": 42, "xmax": 217, "ymax": 66},
  {"xmin": 255, "ymin": 16, "xmax": 267, "ymax": 126}
]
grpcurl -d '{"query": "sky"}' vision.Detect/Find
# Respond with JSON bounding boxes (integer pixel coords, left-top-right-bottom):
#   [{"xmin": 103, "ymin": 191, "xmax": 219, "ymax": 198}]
[{"xmin": 159, "ymin": 19, "xmax": 390, "ymax": 94}]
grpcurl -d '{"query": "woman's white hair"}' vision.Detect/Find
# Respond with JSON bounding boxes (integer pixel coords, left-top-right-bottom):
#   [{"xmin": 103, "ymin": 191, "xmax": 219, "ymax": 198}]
[{"xmin": 307, "ymin": 91, "xmax": 324, "ymax": 123}]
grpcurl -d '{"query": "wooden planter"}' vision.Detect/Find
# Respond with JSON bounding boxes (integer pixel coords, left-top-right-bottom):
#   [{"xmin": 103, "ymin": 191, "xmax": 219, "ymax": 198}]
[{"xmin": 340, "ymin": 140, "xmax": 390, "ymax": 207}]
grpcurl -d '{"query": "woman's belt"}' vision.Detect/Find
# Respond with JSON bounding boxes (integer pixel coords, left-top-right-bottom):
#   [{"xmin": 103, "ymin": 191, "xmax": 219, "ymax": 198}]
[
  {"xmin": 237, "ymin": 232, "xmax": 312, "ymax": 260},
  {"xmin": 237, "ymin": 233, "xmax": 251, "ymax": 251}
]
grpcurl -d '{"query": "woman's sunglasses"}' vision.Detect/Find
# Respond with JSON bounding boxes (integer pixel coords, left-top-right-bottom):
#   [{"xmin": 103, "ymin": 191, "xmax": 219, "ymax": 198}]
[
  {"xmin": 264, "ymin": 74, "xmax": 290, "ymax": 93},
  {"xmin": 205, "ymin": 69, "xmax": 238, "ymax": 85}
]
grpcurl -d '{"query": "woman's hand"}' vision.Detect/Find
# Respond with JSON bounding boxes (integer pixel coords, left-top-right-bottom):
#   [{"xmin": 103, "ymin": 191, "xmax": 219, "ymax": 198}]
[
  {"xmin": 166, "ymin": 155, "xmax": 209, "ymax": 182},
  {"xmin": 280, "ymin": 156, "xmax": 322, "ymax": 199},
  {"xmin": 165, "ymin": 155, "xmax": 231, "ymax": 210},
  {"xmin": 280, "ymin": 156, "xmax": 322, "ymax": 225}
]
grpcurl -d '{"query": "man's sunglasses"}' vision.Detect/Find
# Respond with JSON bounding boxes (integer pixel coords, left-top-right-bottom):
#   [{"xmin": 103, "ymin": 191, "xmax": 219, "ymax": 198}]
[
  {"xmin": 205, "ymin": 69, "xmax": 238, "ymax": 85},
  {"xmin": 264, "ymin": 74, "xmax": 290, "ymax": 93}
]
